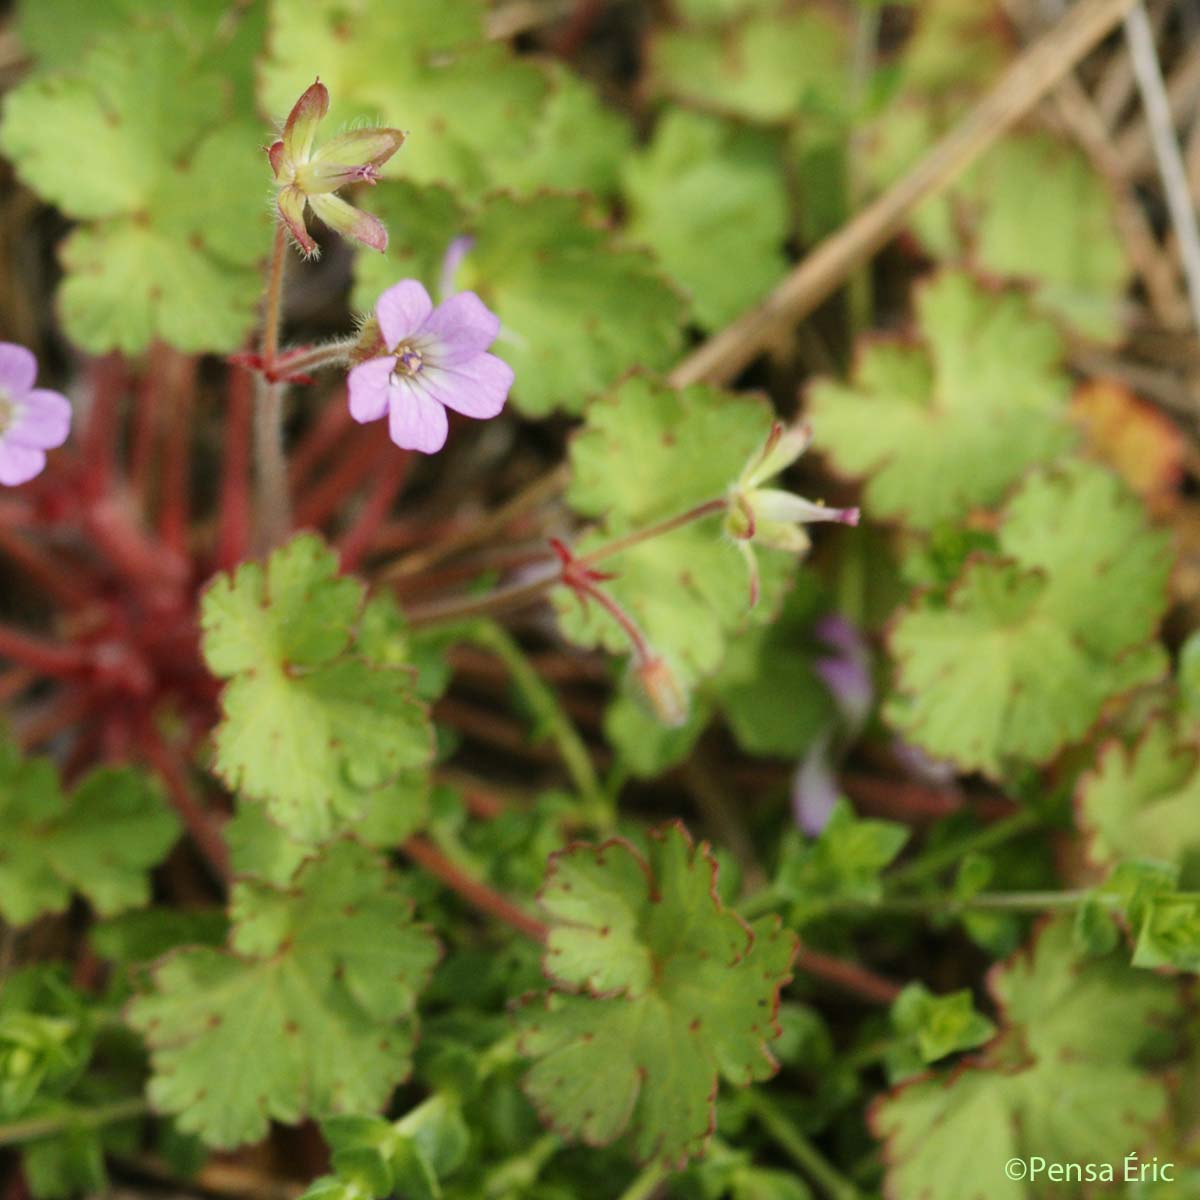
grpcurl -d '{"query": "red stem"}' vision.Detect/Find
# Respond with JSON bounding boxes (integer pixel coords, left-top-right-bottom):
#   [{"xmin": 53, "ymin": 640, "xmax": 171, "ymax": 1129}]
[
  {"xmin": 139, "ymin": 723, "xmax": 230, "ymax": 883},
  {"xmin": 81, "ymin": 354, "xmax": 127, "ymax": 499},
  {"xmin": 158, "ymin": 350, "xmax": 196, "ymax": 555},
  {"xmin": 400, "ymin": 835, "xmax": 548, "ymax": 941},
  {"xmin": 129, "ymin": 347, "xmax": 164, "ymax": 511},
  {"xmin": 292, "ymin": 427, "xmax": 390, "ymax": 530},
  {"xmin": 0, "ymin": 624, "xmax": 88, "ymax": 678},
  {"xmin": 337, "ymin": 447, "xmax": 411, "ymax": 571},
  {"xmin": 16, "ymin": 690, "xmax": 90, "ymax": 751},
  {"xmin": 216, "ymin": 365, "xmax": 254, "ymax": 570},
  {"xmin": 85, "ymin": 498, "xmax": 187, "ymax": 595},
  {"xmin": 287, "ymin": 390, "xmax": 353, "ymax": 488},
  {"xmin": 795, "ymin": 946, "xmax": 903, "ymax": 1005},
  {"xmin": 0, "ymin": 527, "xmax": 92, "ymax": 610},
  {"xmin": 0, "ymin": 667, "xmax": 33, "ymax": 703}
]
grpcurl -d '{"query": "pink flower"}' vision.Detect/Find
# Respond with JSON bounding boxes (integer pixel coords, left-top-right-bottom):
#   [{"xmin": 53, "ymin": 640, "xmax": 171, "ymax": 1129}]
[
  {"xmin": 0, "ymin": 344, "xmax": 71, "ymax": 486},
  {"xmin": 268, "ymin": 79, "xmax": 404, "ymax": 257},
  {"xmin": 347, "ymin": 280, "xmax": 512, "ymax": 455}
]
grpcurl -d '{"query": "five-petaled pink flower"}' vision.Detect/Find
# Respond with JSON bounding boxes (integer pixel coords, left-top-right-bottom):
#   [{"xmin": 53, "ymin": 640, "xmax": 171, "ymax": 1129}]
[
  {"xmin": 268, "ymin": 79, "xmax": 404, "ymax": 257},
  {"xmin": 348, "ymin": 280, "xmax": 513, "ymax": 454},
  {"xmin": 0, "ymin": 344, "xmax": 71, "ymax": 486}
]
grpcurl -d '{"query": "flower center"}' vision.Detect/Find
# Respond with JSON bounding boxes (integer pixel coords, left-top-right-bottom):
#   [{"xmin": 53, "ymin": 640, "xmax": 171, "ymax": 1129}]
[
  {"xmin": 392, "ymin": 345, "xmax": 424, "ymax": 378},
  {"xmin": 0, "ymin": 391, "xmax": 13, "ymax": 435}
]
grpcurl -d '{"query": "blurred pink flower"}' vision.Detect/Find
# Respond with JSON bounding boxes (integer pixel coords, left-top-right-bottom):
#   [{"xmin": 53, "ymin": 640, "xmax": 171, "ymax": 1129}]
[
  {"xmin": 347, "ymin": 280, "xmax": 512, "ymax": 455},
  {"xmin": 0, "ymin": 344, "xmax": 71, "ymax": 486}
]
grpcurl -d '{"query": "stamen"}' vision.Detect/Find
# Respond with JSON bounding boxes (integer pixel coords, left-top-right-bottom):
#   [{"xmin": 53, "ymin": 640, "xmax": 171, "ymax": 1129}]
[{"xmin": 390, "ymin": 346, "xmax": 425, "ymax": 379}]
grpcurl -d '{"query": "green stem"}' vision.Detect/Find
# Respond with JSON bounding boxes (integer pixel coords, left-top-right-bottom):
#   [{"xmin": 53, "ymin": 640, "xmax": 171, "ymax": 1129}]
[
  {"xmin": 456, "ymin": 619, "xmax": 608, "ymax": 822},
  {"xmin": 743, "ymin": 1090, "xmax": 860, "ymax": 1200},
  {"xmin": 820, "ymin": 889, "xmax": 1097, "ymax": 916},
  {"xmin": 483, "ymin": 1132, "xmax": 561, "ymax": 1198},
  {"xmin": 617, "ymin": 1160, "xmax": 671, "ymax": 1200},
  {"xmin": 255, "ymin": 223, "xmax": 291, "ymax": 552},
  {"xmin": 886, "ymin": 809, "xmax": 1041, "ymax": 889},
  {"xmin": 0, "ymin": 1097, "xmax": 149, "ymax": 1147}
]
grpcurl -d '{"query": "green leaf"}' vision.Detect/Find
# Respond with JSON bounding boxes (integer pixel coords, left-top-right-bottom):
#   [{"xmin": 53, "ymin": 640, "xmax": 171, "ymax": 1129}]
[
  {"xmin": 604, "ymin": 687, "xmax": 710, "ymax": 779},
  {"xmin": 886, "ymin": 461, "xmax": 1172, "ymax": 776},
  {"xmin": 1132, "ymin": 892, "xmax": 1200, "ymax": 972},
  {"xmin": 259, "ymin": 0, "xmax": 546, "ymax": 196},
  {"xmin": 706, "ymin": 575, "xmax": 835, "ymax": 758},
  {"xmin": 128, "ymin": 841, "xmax": 440, "ymax": 1148},
  {"xmin": 200, "ymin": 534, "xmax": 433, "ymax": 844},
  {"xmin": 487, "ymin": 65, "xmax": 634, "ymax": 200},
  {"xmin": 519, "ymin": 824, "xmax": 796, "ymax": 1166},
  {"xmin": 810, "ymin": 271, "xmax": 1074, "ymax": 529},
  {"xmin": 866, "ymin": 112, "xmax": 1127, "ymax": 341},
  {"xmin": 17, "ymin": 0, "xmax": 257, "ymax": 78},
  {"xmin": 774, "ymin": 799, "xmax": 908, "ymax": 921},
  {"xmin": 621, "ymin": 110, "xmax": 788, "ymax": 329},
  {"xmin": 1078, "ymin": 720, "xmax": 1200, "ymax": 871},
  {"xmin": 649, "ymin": 8, "xmax": 849, "ymax": 124},
  {"xmin": 0, "ymin": 28, "xmax": 268, "ymax": 354},
  {"xmin": 559, "ymin": 376, "xmax": 792, "ymax": 694},
  {"xmin": 0, "ymin": 969, "xmax": 93, "ymax": 1121},
  {"xmin": 89, "ymin": 909, "xmax": 228, "ymax": 964},
  {"xmin": 354, "ymin": 190, "xmax": 687, "ymax": 418},
  {"xmin": 872, "ymin": 919, "xmax": 1179, "ymax": 1200},
  {"xmin": 0, "ymin": 749, "xmax": 179, "ymax": 926}
]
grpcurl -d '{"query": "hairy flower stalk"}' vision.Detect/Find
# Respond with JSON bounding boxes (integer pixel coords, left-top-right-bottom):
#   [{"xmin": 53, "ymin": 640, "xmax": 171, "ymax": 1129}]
[
  {"xmin": 725, "ymin": 421, "xmax": 859, "ymax": 606},
  {"xmin": 253, "ymin": 80, "xmax": 405, "ymax": 550}
]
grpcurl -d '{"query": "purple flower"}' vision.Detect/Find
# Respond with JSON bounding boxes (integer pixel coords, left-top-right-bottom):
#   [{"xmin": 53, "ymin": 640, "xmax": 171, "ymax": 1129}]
[
  {"xmin": 347, "ymin": 280, "xmax": 512, "ymax": 455},
  {"xmin": 792, "ymin": 731, "xmax": 840, "ymax": 836},
  {"xmin": 0, "ymin": 344, "xmax": 71, "ymax": 486}
]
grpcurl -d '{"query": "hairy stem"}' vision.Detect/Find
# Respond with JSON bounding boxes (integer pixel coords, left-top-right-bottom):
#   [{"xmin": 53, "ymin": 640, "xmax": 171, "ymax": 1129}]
[{"xmin": 255, "ymin": 224, "xmax": 291, "ymax": 551}]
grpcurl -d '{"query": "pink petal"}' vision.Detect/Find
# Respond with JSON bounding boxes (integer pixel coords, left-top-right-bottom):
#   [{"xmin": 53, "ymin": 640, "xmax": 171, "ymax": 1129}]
[
  {"xmin": 388, "ymin": 382, "xmax": 448, "ymax": 454},
  {"xmin": 10, "ymin": 389, "xmax": 71, "ymax": 450},
  {"xmin": 375, "ymin": 280, "xmax": 433, "ymax": 348},
  {"xmin": 0, "ymin": 441, "xmax": 46, "ymax": 486},
  {"xmin": 307, "ymin": 192, "xmax": 388, "ymax": 253},
  {"xmin": 0, "ymin": 344, "xmax": 37, "ymax": 396},
  {"xmin": 347, "ymin": 357, "xmax": 393, "ymax": 423},
  {"xmin": 282, "ymin": 79, "xmax": 328, "ymax": 163},
  {"xmin": 420, "ymin": 352, "xmax": 512, "ymax": 419},
  {"xmin": 305, "ymin": 127, "xmax": 405, "ymax": 191},
  {"xmin": 277, "ymin": 186, "xmax": 316, "ymax": 257},
  {"xmin": 424, "ymin": 292, "xmax": 501, "ymax": 366}
]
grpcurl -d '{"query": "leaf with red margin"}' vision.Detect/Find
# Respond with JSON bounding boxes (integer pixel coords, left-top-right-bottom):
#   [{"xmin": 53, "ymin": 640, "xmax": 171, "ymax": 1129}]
[
  {"xmin": 885, "ymin": 461, "xmax": 1171, "ymax": 777},
  {"xmin": 517, "ymin": 823, "xmax": 796, "ymax": 1167},
  {"xmin": 1077, "ymin": 718, "xmax": 1200, "ymax": 871},
  {"xmin": 870, "ymin": 918, "xmax": 1179, "ymax": 1200}
]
